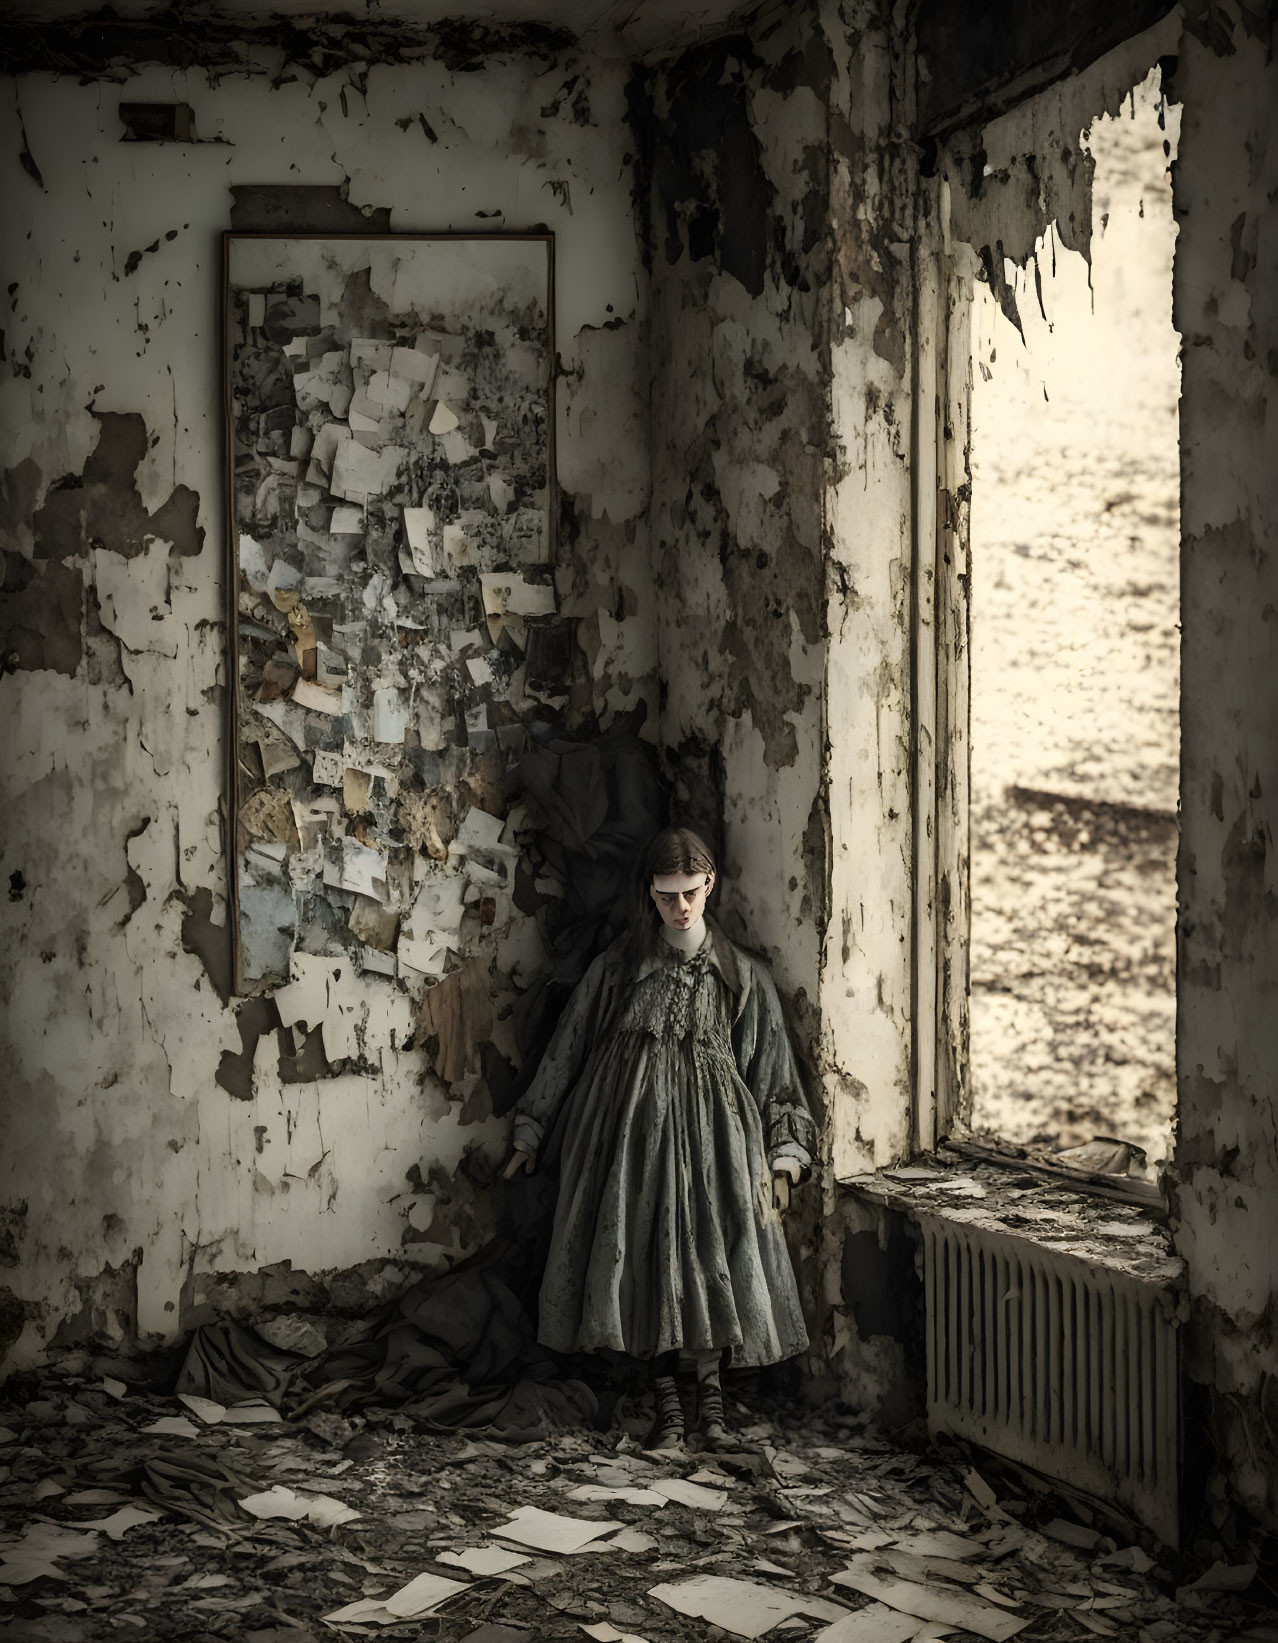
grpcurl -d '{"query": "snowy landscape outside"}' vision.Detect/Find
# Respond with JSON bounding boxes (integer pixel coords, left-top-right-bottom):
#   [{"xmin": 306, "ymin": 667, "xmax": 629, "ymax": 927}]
[{"xmin": 968, "ymin": 68, "xmax": 1181, "ymax": 1173}]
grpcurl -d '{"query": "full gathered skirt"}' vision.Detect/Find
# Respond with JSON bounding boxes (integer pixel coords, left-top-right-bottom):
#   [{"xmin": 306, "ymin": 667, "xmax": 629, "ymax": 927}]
[{"xmin": 536, "ymin": 1021, "xmax": 808, "ymax": 1366}]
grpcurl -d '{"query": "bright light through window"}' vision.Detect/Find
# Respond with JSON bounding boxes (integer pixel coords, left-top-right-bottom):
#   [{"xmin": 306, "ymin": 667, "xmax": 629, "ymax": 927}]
[{"xmin": 968, "ymin": 68, "xmax": 1181, "ymax": 1173}]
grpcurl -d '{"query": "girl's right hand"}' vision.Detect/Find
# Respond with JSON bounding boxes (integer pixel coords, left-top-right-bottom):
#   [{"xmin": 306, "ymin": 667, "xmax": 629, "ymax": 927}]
[{"xmin": 504, "ymin": 1149, "xmax": 535, "ymax": 1178}]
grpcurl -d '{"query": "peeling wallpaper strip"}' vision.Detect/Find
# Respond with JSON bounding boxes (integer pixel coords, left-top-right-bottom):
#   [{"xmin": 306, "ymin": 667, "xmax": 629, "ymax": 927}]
[{"xmin": 940, "ymin": 11, "xmax": 1182, "ymax": 277}]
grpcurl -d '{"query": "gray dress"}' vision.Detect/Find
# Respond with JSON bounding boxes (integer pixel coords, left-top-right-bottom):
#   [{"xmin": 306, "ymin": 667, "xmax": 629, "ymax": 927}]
[{"xmin": 512, "ymin": 924, "xmax": 815, "ymax": 1366}]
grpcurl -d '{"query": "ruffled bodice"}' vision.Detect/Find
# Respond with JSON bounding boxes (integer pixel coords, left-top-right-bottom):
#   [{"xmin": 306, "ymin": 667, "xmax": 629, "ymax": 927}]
[{"xmin": 615, "ymin": 946, "xmax": 731, "ymax": 1043}]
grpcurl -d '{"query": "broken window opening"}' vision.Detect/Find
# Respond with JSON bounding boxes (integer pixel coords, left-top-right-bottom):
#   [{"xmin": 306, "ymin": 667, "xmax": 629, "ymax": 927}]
[{"xmin": 966, "ymin": 67, "xmax": 1181, "ymax": 1182}]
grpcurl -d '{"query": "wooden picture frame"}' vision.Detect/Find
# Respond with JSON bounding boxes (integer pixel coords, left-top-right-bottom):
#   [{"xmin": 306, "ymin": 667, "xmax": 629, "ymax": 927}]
[{"xmin": 223, "ymin": 232, "xmax": 556, "ymax": 994}]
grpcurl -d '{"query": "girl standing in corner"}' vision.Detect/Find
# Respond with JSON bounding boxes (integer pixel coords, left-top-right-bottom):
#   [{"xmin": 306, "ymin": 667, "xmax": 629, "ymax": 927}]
[{"xmin": 504, "ymin": 825, "xmax": 815, "ymax": 1448}]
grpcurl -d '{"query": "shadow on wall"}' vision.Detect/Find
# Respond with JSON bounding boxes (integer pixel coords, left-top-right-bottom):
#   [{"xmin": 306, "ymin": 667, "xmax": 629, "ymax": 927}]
[{"xmin": 839, "ymin": 1210, "xmax": 927, "ymax": 1431}]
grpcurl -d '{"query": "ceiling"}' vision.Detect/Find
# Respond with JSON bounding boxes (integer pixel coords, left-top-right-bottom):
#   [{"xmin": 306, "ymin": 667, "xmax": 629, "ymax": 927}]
[{"xmin": 4, "ymin": 0, "xmax": 761, "ymax": 55}]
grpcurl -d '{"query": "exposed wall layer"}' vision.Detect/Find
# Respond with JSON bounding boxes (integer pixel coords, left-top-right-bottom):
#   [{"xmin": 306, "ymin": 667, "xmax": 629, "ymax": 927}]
[
  {"xmin": 644, "ymin": 0, "xmax": 922, "ymax": 1408},
  {"xmin": 0, "ymin": 35, "xmax": 655, "ymax": 1366},
  {"xmin": 1171, "ymin": 0, "xmax": 1278, "ymax": 1540}
]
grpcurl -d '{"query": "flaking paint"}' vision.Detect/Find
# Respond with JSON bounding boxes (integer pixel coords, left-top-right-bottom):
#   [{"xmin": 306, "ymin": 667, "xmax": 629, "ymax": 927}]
[
  {"xmin": 0, "ymin": 36, "xmax": 655, "ymax": 1367},
  {"xmin": 0, "ymin": 0, "xmax": 1274, "ymax": 1555},
  {"xmin": 1171, "ymin": 0, "xmax": 1278, "ymax": 1537}
]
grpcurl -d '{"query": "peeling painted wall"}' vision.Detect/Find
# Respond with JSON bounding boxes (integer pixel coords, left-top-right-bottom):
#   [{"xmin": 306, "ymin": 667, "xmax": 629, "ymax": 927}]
[
  {"xmin": 645, "ymin": 0, "xmax": 919, "ymax": 1162},
  {"xmin": 643, "ymin": 0, "xmax": 923, "ymax": 1413},
  {"xmin": 646, "ymin": 4, "xmax": 831, "ymax": 987},
  {"xmin": 1169, "ymin": 0, "xmax": 1278, "ymax": 1540},
  {"xmin": 819, "ymin": 0, "xmax": 919, "ymax": 1183},
  {"xmin": 0, "ymin": 32, "xmax": 655, "ymax": 1366}
]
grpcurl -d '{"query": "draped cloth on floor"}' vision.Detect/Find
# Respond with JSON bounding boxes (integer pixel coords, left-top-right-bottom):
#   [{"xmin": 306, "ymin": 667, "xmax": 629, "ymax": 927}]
[{"xmin": 175, "ymin": 1254, "xmax": 597, "ymax": 1440}]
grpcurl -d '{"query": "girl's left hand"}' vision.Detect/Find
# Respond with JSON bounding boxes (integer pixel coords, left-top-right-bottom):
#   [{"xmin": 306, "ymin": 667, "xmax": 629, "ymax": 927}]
[{"xmin": 772, "ymin": 1172, "xmax": 791, "ymax": 1214}]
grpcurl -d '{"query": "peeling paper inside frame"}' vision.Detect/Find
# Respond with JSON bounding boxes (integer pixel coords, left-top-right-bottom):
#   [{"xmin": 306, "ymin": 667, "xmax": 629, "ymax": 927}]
[{"xmin": 223, "ymin": 232, "xmax": 554, "ymax": 993}]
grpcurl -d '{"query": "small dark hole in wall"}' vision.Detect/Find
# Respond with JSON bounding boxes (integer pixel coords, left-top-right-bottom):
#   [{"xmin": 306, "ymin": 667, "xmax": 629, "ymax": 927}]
[
  {"xmin": 119, "ymin": 103, "xmax": 194, "ymax": 142},
  {"xmin": 8, "ymin": 870, "xmax": 24, "ymax": 902}
]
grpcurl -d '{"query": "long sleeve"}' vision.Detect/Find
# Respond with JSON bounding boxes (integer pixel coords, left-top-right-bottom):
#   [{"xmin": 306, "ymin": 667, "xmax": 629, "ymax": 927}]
[
  {"xmin": 511, "ymin": 941, "xmax": 626, "ymax": 1159},
  {"xmin": 731, "ymin": 954, "xmax": 817, "ymax": 1175}
]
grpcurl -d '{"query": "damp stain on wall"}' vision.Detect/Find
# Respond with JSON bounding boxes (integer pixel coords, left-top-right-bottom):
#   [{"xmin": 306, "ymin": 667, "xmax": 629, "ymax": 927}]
[
  {"xmin": 1168, "ymin": 0, "xmax": 1278, "ymax": 1534},
  {"xmin": 0, "ymin": 29, "xmax": 657, "ymax": 1369},
  {"xmin": 645, "ymin": 8, "xmax": 833, "ymax": 932}
]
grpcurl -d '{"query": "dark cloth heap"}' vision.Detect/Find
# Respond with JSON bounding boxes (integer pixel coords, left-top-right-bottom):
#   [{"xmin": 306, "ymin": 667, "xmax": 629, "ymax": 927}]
[{"xmin": 176, "ymin": 1251, "xmax": 598, "ymax": 1441}]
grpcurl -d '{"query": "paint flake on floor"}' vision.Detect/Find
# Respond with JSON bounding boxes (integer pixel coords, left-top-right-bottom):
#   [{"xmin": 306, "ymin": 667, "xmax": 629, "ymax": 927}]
[{"xmin": 0, "ymin": 1362, "xmax": 1268, "ymax": 1641}]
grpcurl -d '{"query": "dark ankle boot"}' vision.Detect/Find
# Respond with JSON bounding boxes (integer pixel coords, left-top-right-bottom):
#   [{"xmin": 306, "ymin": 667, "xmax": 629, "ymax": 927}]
[
  {"xmin": 697, "ymin": 1369, "xmax": 729, "ymax": 1449},
  {"xmin": 650, "ymin": 1374, "xmax": 685, "ymax": 1449}
]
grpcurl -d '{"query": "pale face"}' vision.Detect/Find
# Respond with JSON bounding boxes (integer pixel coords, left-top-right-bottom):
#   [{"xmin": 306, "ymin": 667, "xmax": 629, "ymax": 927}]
[{"xmin": 650, "ymin": 869, "xmax": 715, "ymax": 931}]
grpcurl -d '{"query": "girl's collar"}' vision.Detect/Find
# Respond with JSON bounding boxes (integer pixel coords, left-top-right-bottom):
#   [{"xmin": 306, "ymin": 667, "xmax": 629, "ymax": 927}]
[{"xmin": 634, "ymin": 920, "xmax": 745, "ymax": 1002}]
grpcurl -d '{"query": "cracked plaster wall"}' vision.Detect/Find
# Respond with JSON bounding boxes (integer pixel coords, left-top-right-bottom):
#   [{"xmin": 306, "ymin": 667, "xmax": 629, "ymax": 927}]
[
  {"xmin": 645, "ymin": 0, "xmax": 921, "ymax": 1411},
  {"xmin": 1169, "ymin": 0, "xmax": 1278, "ymax": 1538},
  {"xmin": 648, "ymin": 0, "xmax": 920, "ymax": 1158},
  {"xmin": 0, "ymin": 34, "xmax": 655, "ymax": 1368}
]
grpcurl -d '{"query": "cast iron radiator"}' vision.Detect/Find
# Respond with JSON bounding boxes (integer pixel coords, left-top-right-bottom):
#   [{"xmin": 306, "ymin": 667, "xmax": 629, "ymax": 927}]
[{"xmin": 920, "ymin": 1214, "xmax": 1180, "ymax": 1546}]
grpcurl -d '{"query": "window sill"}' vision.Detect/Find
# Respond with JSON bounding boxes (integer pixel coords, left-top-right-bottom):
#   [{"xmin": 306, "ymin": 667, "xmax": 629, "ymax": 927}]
[
  {"xmin": 945, "ymin": 1133, "xmax": 1165, "ymax": 1213},
  {"xmin": 841, "ymin": 1143, "xmax": 1180, "ymax": 1286}
]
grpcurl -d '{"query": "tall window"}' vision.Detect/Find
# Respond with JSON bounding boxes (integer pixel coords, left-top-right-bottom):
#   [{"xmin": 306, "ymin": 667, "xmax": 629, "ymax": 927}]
[{"xmin": 967, "ymin": 69, "xmax": 1181, "ymax": 1172}]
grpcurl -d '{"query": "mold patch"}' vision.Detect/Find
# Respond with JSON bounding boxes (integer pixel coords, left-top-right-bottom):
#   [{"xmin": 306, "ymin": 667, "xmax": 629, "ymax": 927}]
[
  {"xmin": 31, "ymin": 411, "xmax": 203, "ymax": 565},
  {"xmin": 179, "ymin": 887, "xmax": 233, "ymax": 1006},
  {"xmin": 216, "ymin": 996, "xmax": 278, "ymax": 1101}
]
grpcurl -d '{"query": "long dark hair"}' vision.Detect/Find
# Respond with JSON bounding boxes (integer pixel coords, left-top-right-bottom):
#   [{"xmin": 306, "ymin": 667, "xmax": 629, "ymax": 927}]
[{"xmin": 627, "ymin": 825, "xmax": 717, "ymax": 968}]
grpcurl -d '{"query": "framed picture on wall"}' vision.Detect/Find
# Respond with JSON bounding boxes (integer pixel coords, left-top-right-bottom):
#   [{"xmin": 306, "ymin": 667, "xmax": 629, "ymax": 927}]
[{"xmin": 223, "ymin": 232, "xmax": 556, "ymax": 995}]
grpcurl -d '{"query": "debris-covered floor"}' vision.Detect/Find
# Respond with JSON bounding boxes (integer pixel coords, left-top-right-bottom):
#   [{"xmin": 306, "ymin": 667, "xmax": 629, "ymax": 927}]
[{"xmin": 2, "ymin": 1362, "xmax": 1273, "ymax": 1643}]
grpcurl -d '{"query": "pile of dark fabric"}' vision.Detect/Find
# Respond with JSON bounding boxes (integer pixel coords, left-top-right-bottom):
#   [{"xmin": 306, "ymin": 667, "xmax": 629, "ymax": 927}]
[{"xmin": 177, "ymin": 1241, "xmax": 599, "ymax": 1443}]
